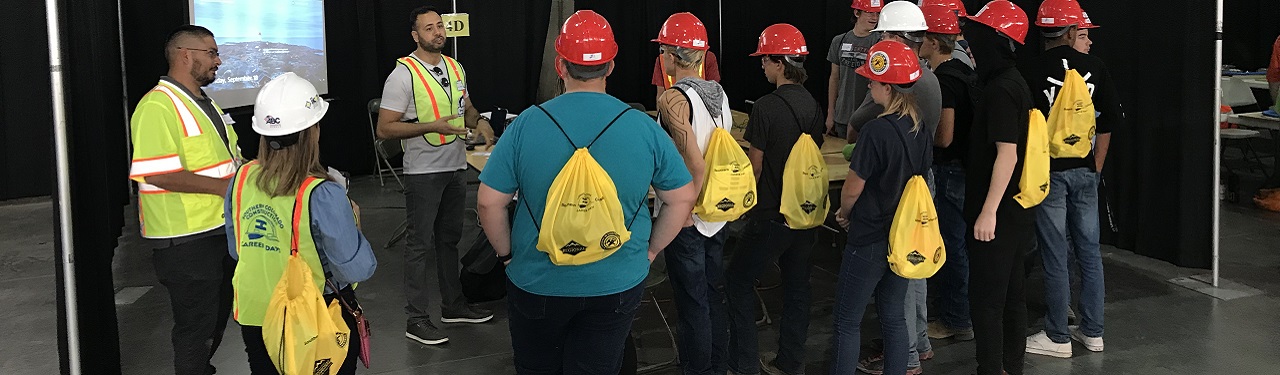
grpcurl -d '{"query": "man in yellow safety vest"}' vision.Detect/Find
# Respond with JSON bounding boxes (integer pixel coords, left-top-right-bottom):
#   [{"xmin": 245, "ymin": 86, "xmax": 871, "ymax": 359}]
[
  {"xmin": 127, "ymin": 25, "xmax": 241, "ymax": 375},
  {"xmin": 376, "ymin": 5, "xmax": 496, "ymax": 346}
]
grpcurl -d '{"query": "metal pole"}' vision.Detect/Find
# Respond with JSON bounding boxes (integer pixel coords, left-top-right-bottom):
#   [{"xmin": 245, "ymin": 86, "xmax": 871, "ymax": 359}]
[
  {"xmin": 718, "ymin": 0, "xmax": 724, "ymax": 59},
  {"xmin": 451, "ymin": 0, "xmax": 458, "ymax": 58},
  {"xmin": 119, "ymin": 0, "xmax": 133, "ymax": 199},
  {"xmin": 46, "ymin": 0, "xmax": 83, "ymax": 372},
  {"xmin": 1212, "ymin": 0, "xmax": 1223, "ymax": 287}
]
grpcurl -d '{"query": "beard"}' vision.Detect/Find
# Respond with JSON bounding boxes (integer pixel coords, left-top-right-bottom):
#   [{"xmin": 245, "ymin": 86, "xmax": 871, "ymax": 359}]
[
  {"xmin": 419, "ymin": 36, "xmax": 446, "ymax": 53},
  {"xmin": 191, "ymin": 61, "xmax": 217, "ymax": 87}
]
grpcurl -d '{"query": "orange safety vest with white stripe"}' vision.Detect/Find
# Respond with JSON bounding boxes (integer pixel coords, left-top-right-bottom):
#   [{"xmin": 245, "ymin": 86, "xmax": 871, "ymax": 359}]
[
  {"xmin": 661, "ymin": 58, "xmax": 705, "ymax": 89},
  {"xmin": 128, "ymin": 79, "xmax": 242, "ymax": 239},
  {"xmin": 398, "ymin": 55, "xmax": 467, "ymax": 146}
]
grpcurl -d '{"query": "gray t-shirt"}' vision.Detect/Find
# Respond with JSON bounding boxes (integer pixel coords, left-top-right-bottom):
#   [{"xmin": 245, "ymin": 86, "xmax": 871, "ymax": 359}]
[
  {"xmin": 380, "ymin": 56, "xmax": 468, "ymax": 175},
  {"xmin": 846, "ymin": 67, "xmax": 943, "ymax": 141},
  {"xmin": 827, "ymin": 30, "xmax": 880, "ymax": 124}
]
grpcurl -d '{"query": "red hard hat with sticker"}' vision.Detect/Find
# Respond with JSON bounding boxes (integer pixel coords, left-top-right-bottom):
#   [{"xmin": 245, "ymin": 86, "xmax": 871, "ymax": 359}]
[
  {"xmin": 556, "ymin": 10, "xmax": 618, "ymax": 66},
  {"xmin": 751, "ymin": 23, "xmax": 809, "ymax": 56},
  {"xmin": 968, "ymin": 0, "xmax": 1030, "ymax": 44},
  {"xmin": 855, "ymin": 40, "xmax": 922, "ymax": 85},
  {"xmin": 653, "ymin": 12, "xmax": 710, "ymax": 50}
]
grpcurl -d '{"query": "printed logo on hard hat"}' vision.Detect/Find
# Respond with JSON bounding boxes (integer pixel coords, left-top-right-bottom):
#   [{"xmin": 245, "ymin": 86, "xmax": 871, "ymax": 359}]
[
  {"xmin": 693, "ymin": 39, "xmax": 707, "ymax": 48},
  {"xmin": 1082, "ymin": 12, "xmax": 1093, "ymax": 23},
  {"xmin": 303, "ymin": 95, "xmax": 321, "ymax": 109},
  {"xmin": 264, "ymin": 116, "xmax": 282, "ymax": 126},
  {"xmin": 871, "ymin": 0, "xmax": 882, "ymax": 6},
  {"xmin": 1041, "ymin": 17, "xmax": 1055, "ymax": 24},
  {"xmin": 799, "ymin": 45, "xmax": 808, "ymax": 53},
  {"xmin": 582, "ymin": 53, "xmax": 603, "ymax": 62},
  {"xmin": 600, "ymin": 231, "xmax": 622, "ymax": 251},
  {"xmin": 868, "ymin": 50, "xmax": 891, "ymax": 76}
]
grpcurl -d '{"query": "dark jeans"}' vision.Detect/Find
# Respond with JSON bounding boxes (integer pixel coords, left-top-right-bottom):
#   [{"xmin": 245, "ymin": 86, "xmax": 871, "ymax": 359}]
[
  {"xmin": 830, "ymin": 240, "xmax": 909, "ymax": 375},
  {"xmin": 404, "ymin": 171, "xmax": 468, "ymax": 321},
  {"xmin": 664, "ymin": 226, "xmax": 730, "ymax": 375},
  {"xmin": 241, "ymin": 288, "xmax": 363, "ymax": 375},
  {"xmin": 507, "ymin": 280, "xmax": 644, "ymax": 375},
  {"xmin": 967, "ymin": 207, "xmax": 1034, "ymax": 375},
  {"xmin": 725, "ymin": 217, "xmax": 816, "ymax": 375},
  {"xmin": 931, "ymin": 162, "xmax": 972, "ymax": 329},
  {"xmin": 151, "ymin": 234, "xmax": 234, "ymax": 375}
]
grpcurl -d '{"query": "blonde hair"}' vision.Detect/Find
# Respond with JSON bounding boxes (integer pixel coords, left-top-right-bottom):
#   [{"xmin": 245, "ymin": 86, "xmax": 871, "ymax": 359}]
[
  {"xmin": 663, "ymin": 45, "xmax": 706, "ymax": 70},
  {"xmin": 879, "ymin": 88, "xmax": 922, "ymax": 133},
  {"xmin": 254, "ymin": 126, "xmax": 330, "ymax": 197}
]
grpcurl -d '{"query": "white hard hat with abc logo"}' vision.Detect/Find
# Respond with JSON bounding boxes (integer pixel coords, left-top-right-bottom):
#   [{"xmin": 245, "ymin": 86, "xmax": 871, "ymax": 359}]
[{"xmin": 252, "ymin": 72, "xmax": 328, "ymax": 137}]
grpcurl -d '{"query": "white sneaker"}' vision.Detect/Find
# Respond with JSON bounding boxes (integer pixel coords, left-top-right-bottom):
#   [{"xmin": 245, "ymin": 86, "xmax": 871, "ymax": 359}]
[
  {"xmin": 1026, "ymin": 331, "xmax": 1072, "ymax": 358},
  {"xmin": 1070, "ymin": 325, "xmax": 1105, "ymax": 352}
]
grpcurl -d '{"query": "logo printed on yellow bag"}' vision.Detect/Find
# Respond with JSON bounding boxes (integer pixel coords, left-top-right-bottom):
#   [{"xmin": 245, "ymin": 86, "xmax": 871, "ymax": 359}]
[
  {"xmin": 1046, "ymin": 68, "xmax": 1096, "ymax": 158},
  {"xmin": 523, "ymin": 106, "xmax": 641, "ymax": 266},
  {"xmin": 694, "ymin": 127, "xmax": 757, "ymax": 222},
  {"xmin": 885, "ymin": 124, "xmax": 945, "ymax": 279},
  {"xmin": 1015, "ymin": 110, "xmax": 1052, "ymax": 208}
]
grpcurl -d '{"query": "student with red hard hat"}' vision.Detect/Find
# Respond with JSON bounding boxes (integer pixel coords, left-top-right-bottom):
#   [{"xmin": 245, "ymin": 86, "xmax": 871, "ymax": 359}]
[
  {"xmin": 962, "ymin": 1, "xmax": 1036, "ymax": 374},
  {"xmin": 830, "ymin": 39, "xmax": 931, "ymax": 375},
  {"xmin": 651, "ymin": 12, "xmax": 722, "ymax": 105},
  {"xmin": 828, "ymin": 0, "xmax": 885, "ymax": 139},
  {"xmin": 652, "ymin": 11, "xmax": 736, "ymax": 375},
  {"xmin": 476, "ymin": 10, "xmax": 698, "ymax": 374},
  {"xmin": 725, "ymin": 23, "xmax": 825, "ymax": 375}
]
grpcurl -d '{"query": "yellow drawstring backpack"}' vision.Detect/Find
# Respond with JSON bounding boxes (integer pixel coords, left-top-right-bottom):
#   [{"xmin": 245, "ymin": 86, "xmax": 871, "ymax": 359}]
[
  {"xmin": 523, "ymin": 105, "xmax": 640, "ymax": 266},
  {"xmin": 1015, "ymin": 109, "xmax": 1052, "ymax": 208},
  {"xmin": 694, "ymin": 122, "xmax": 757, "ymax": 222},
  {"xmin": 262, "ymin": 191, "xmax": 349, "ymax": 374},
  {"xmin": 1046, "ymin": 69, "xmax": 1096, "ymax": 158},
  {"xmin": 886, "ymin": 122, "xmax": 946, "ymax": 279},
  {"xmin": 775, "ymin": 95, "xmax": 829, "ymax": 229}
]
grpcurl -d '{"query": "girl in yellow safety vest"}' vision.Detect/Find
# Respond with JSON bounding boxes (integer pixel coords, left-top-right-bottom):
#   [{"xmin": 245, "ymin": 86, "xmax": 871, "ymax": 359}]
[{"xmin": 224, "ymin": 73, "xmax": 377, "ymax": 375}]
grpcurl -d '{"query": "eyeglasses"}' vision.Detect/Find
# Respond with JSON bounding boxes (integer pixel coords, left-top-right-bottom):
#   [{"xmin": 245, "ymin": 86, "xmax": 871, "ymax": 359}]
[
  {"xmin": 431, "ymin": 67, "xmax": 450, "ymax": 88},
  {"xmin": 179, "ymin": 47, "xmax": 219, "ymax": 58}
]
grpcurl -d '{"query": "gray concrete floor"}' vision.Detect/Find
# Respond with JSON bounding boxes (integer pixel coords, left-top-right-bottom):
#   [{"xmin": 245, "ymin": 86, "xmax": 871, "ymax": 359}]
[{"xmin": 4, "ymin": 169, "xmax": 1280, "ymax": 374}]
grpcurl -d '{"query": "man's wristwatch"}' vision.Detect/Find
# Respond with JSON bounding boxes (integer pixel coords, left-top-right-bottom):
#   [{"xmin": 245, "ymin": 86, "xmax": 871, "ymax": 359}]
[{"xmin": 497, "ymin": 252, "xmax": 513, "ymax": 263}]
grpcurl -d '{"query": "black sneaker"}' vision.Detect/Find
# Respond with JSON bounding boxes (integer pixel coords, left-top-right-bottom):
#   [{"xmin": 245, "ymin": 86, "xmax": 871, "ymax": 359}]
[
  {"xmin": 406, "ymin": 320, "xmax": 448, "ymax": 345},
  {"xmin": 441, "ymin": 306, "xmax": 494, "ymax": 324}
]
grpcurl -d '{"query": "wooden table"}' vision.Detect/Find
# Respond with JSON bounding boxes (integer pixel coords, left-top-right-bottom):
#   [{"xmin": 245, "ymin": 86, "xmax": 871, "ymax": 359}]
[{"xmin": 466, "ymin": 150, "xmax": 490, "ymax": 172}]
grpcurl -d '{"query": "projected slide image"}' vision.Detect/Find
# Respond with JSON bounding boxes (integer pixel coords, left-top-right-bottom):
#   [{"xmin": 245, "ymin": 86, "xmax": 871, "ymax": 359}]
[{"xmin": 193, "ymin": 0, "xmax": 328, "ymax": 108}]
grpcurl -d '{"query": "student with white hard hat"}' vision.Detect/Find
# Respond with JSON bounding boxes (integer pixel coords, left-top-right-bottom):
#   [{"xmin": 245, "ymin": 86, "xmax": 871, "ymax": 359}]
[{"xmin": 225, "ymin": 72, "xmax": 377, "ymax": 375}]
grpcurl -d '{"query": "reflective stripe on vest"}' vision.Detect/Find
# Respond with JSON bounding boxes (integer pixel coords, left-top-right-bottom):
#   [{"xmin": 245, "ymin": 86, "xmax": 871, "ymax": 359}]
[
  {"xmin": 230, "ymin": 162, "xmax": 326, "ymax": 326},
  {"xmin": 130, "ymin": 79, "xmax": 242, "ymax": 239},
  {"xmin": 399, "ymin": 55, "xmax": 467, "ymax": 147},
  {"xmin": 662, "ymin": 59, "xmax": 706, "ymax": 88}
]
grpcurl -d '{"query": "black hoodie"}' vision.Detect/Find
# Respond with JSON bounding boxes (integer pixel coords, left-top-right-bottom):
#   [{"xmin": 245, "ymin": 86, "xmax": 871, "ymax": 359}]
[{"xmin": 962, "ymin": 22, "xmax": 1035, "ymax": 221}]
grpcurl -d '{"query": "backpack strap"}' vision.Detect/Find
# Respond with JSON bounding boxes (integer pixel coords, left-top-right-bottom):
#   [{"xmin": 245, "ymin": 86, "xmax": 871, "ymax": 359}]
[
  {"xmin": 769, "ymin": 93, "xmax": 808, "ymax": 134},
  {"xmin": 533, "ymin": 104, "xmax": 634, "ymax": 150}
]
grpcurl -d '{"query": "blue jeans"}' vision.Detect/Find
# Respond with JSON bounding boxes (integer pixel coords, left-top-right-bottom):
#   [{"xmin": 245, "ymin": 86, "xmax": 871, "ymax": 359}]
[
  {"xmin": 664, "ymin": 226, "xmax": 730, "ymax": 375},
  {"xmin": 507, "ymin": 281, "xmax": 644, "ymax": 375},
  {"xmin": 831, "ymin": 241, "xmax": 909, "ymax": 375},
  {"xmin": 725, "ymin": 218, "xmax": 816, "ymax": 375},
  {"xmin": 931, "ymin": 163, "xmax": 971, "ymax": 329},
  {"xmin": 905, "ymin": 279, "xmax": 931, "ymax": 368},
  {"xmin": 1034, "ymin": 167, "xmax": 1105, "ymax": 343}
]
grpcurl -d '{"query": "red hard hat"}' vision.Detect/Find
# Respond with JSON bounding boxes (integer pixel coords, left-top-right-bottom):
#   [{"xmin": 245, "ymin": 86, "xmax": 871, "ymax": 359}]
[
  {"xmin": 919, "ymin": 0, "xmax": 968, "ymax": 18},
  {"xmin": 921, "ymin": 3, "xmax": 961, "ymax": 35},
  {"xmin": 555, "ymin": 10, "xmax": 618, "ymax": 66},
  {"xmin": 968, "ymin": 0, "xmax": 1029, "ymax": 45},
  {"xmin": 653, "ymin": 12, "xmax": 710, "ymax": 50},
  {"xmin": 855, "ymin": 40, "xmax": 922, "ymax": 85},
  {"xmin": 1080, "ymin": 11, "xmax": 1100, "ymax": 29},
  {"xmin": 1035, "ymin": 0, "xmax": 1084, "ymax": 28},
  {"xmin": 751, "ymin": 23, "xmax": 809, "ymax": 56},
  {"xmin": 851, "ymin": 0, "xmax": 885, "ymax": 12}
]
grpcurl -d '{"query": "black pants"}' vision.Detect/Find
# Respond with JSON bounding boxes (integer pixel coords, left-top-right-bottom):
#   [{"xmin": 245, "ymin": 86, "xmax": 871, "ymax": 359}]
[
  {"xmin": 507, "ymin": 281, "xmax": 644, "ymax": 375},
  {"xmin": 151, "ymin": 234, "xmax": 235, "ymax": 375},
  {"xmin": 966, "ymin": 208, "xmax": 1034, "ymax": 375},
  {"xmin": 404, "ymin": 171, "xmax": 468, "ymax": 321},
  {"xmin": 241, "ymin": 288, "xmax": 363, "ymax": 375}
]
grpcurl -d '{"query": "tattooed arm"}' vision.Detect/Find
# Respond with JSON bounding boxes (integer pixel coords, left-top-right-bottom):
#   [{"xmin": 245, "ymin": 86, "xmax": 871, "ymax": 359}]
[{"xmin": 657, "ymin": 88, "xmax": 706, "ymax": 195}]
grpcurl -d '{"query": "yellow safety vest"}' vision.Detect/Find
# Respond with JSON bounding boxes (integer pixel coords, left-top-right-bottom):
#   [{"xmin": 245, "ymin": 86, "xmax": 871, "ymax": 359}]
[
  {"xmin": 229, "ymin": 162, "xmax": 326, "ymax": 326},
  {"xmin": 128, "ymin": 80, "xmax": 241, "ymax": 239},
  {"xmin": 399, "ymin": 55, "xmax": 467, "ymax": 146},
  {"xmin": 661, "ymin": 58, "xmax": 706, "ymax": 89}
]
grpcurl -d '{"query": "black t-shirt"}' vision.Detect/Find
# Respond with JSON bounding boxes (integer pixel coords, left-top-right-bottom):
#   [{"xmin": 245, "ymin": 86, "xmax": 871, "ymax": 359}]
[
  {"xmin": 1020, "ymin": 45, "xmax": 1125, "ymax": 172},
  {"xmin": 934, "ymin": 59, "xmax": 977, "ymax": 165},
  {"xmin": 744, "ymin": 84, "xmax": 826, "ymax": 222},
  {"xmin": 847, "ymin": 114, "xmax": 933, "ymax": 246},
  {"xmin": 964, "ymin": 68, "xmax": 1032, "ymax": 222}
]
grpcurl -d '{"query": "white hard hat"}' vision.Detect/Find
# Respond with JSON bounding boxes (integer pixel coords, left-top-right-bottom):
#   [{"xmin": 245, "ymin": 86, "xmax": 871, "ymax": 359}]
[
  {"xmin": 252, "ymin": 72, "xmax": 328, "ymax": 137},
  {"xmin": 872, "ymin": 1, "xmax": 928, "ymax": 32}
]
